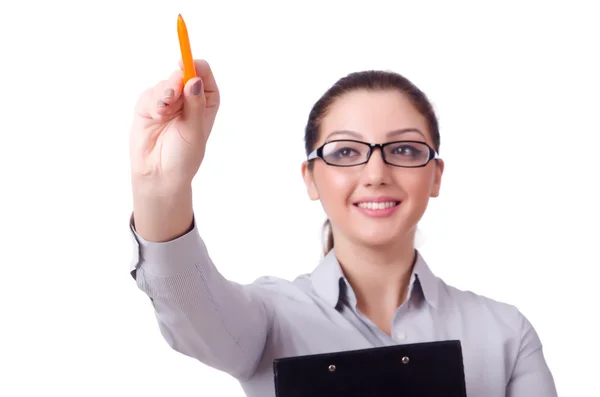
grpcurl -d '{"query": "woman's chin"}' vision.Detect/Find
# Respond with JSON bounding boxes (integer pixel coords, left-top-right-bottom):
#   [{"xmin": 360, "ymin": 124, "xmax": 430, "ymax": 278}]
[{"xmin": 353, "ymin": 229, "xmax": 411, "ymax": 249}]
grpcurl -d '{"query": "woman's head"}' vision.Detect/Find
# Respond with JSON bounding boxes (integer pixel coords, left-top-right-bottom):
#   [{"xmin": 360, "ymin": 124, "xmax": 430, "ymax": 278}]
[{"xmin": 301, "ymin": 70, "xmax": 444, "ymax": 255}]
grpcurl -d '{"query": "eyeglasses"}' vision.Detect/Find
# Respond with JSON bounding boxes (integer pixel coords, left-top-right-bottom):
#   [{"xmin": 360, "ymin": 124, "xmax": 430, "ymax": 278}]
[{"xmin": 307, "ymin": 139, "xmax": 440, "ymax": 168}]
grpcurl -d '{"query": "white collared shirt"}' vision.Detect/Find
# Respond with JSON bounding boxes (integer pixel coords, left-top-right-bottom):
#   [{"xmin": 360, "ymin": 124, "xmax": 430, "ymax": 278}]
[{"xmin": 130, "ymin": 217, "xmax": 558, "ymax": 397}]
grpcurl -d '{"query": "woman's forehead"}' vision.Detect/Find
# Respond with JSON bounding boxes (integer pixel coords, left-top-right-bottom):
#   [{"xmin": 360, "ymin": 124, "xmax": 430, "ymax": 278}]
[{"xmin": 320, "ymin": 90, "xmax": 430, "ymax": 142}]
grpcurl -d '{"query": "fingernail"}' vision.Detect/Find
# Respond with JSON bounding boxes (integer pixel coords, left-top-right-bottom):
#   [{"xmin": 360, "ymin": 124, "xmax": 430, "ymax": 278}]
[
  {"xmin": 164, "ymin": 88, "xmax": 174, "ymax": 98},
  {"xmin": 191, "ymin": 79, "xmax": 203, "ymax": 95},
  {"xmin": 157, "ymin": 99, "xmax": 166, "ymax": 107}
]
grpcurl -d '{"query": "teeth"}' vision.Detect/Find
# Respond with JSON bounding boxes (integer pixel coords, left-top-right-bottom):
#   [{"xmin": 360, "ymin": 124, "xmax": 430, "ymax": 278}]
[{"xmin": 356, "ymin": 201, "xmax": 398, "ymax": 210}]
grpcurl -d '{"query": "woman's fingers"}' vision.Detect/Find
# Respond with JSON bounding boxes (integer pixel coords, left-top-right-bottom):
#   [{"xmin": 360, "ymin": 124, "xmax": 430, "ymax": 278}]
[
  {"xmin": 135, "ymin": 63, "xmax": 212, "ymax": 124},
  {"xmin": 160, "ymin": 70, "xmax": 184, "ymax": 105},
  {"xmin": 151, "ymin": 70, "xmax": 185, "ymax": 119},
  {"xmin": 178, "ymin": 59, "xmax": 219, "ymax": 98}
]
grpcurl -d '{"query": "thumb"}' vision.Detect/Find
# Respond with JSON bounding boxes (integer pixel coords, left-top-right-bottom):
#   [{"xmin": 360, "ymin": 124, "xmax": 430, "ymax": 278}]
[{"xmin": 182, "ymin": 77, "xmax": 206, "ymax": 126}]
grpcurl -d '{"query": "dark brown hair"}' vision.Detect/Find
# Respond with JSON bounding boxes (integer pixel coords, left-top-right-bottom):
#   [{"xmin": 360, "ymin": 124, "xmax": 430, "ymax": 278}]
[{"xmin": 303, "ymin": 70, "xmax": 441, "ymax": 255}]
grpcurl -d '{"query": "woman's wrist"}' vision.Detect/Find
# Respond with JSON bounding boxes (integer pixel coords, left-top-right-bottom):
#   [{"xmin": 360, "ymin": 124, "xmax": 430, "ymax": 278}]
[{"xmin": 132, "ymin": 185, "xmax": 194, "ymax": 242}]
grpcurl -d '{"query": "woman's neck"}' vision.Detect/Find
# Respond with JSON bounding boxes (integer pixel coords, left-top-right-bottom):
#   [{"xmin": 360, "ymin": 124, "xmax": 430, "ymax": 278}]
[{"xmin": 333, "ymin": 235, "xmax": 417, "ymax": 334}]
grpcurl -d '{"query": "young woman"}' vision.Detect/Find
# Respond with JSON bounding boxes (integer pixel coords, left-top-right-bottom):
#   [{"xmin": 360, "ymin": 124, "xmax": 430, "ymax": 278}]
[{"xmin": 128, "ymin": 59, "xmax": 558, "ymax": 397}]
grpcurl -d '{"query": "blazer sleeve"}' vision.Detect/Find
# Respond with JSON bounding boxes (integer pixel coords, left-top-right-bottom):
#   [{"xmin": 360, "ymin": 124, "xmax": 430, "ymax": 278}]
[
  {"xmin": 506, "ymin": 311, "xmax": 558, "ymax": 397},
  {"xmin": 129, "ymin": 214, "xmax": 271, "ymax": 381}
]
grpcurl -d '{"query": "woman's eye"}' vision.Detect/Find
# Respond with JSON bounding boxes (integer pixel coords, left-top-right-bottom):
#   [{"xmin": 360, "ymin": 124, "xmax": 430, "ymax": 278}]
[
  {"xmin": 333, "ymin": 147, "xmax": 359, "ymax": 157},
  {"xmin": 393, "ymin": 145, "xmax": 420, "ymax": 156}
]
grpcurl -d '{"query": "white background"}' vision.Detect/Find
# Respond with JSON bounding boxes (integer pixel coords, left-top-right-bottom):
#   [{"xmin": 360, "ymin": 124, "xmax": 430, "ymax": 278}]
[{"xmin": 1, "ymin": 1, "xmax": 598, "ymax": 396}]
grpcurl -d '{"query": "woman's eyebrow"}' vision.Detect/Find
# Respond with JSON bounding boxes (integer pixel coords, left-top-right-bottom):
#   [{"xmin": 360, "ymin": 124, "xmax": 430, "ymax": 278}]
[{"xmin": 325, "ymin": 128, "xmax": 425, "ymax": 141}]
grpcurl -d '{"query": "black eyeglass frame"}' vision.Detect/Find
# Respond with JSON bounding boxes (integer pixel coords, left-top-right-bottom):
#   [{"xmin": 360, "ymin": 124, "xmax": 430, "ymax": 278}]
[{"xmin": 307, "ymin": 139, "xmax": 441, "ymax": 168}]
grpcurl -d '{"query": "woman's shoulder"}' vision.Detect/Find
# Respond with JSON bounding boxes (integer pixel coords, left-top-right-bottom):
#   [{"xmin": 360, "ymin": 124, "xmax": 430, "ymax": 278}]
[
  {"xmin": 437, "ymin": 278, "xmax": 534, "ymax": 337},
  {"xmin": 415, "ymin": 252, "xmax": 527, "ymax": 327},
  {"xmin": 442, "ymin": 280, "xmax": 517, "ymax": 308}
]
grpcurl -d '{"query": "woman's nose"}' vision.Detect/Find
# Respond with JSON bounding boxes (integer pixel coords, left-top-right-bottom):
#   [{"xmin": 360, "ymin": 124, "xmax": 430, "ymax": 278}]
[{"xmin": 361, "ymin": 148, "xmax": 391, "ymax": 186}]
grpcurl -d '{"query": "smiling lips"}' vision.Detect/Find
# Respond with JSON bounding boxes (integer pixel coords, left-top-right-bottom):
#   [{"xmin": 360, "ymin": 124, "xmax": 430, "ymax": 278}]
[
  {"xmin": 353, "ymin": 197, "xmax": 401, "ymax": 218},
  {"xmin": 356, "ymin": 201, "xmax": 398, "ymax": 210}
]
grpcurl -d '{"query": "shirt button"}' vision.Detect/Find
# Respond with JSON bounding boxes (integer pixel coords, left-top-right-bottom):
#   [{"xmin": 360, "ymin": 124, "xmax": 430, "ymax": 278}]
[{"xmin": 394, "ymin": 332, "xmax": 407, "ymax": 341}]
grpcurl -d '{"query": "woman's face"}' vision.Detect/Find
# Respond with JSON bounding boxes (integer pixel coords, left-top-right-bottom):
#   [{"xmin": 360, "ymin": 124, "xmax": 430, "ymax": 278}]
[{"xmin": 302, "ymin": 89, "xmax": 444, "ymax": 248}]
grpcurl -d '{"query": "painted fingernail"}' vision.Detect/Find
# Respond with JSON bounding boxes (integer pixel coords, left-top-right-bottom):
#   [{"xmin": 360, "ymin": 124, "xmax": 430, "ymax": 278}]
[
  {"xmin": 164, "ymin": 88, "xmax": 174, "ymax": 98},
  {"xmin": 157, "ymin": 99, "xmax": 167, "ymax": 107},
  {"xmin": 191, "ymin": 79, "xmax": 203, "ymax": 95}
]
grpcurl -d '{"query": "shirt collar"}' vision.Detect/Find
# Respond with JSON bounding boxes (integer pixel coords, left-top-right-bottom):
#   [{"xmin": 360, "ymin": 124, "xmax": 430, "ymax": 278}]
[{"xmin": 310, "ymin": 248, "xmax": 440, "ymax": 309}]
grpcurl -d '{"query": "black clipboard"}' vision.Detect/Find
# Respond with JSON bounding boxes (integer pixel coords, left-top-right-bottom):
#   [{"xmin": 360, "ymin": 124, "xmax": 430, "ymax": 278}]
[{"xmin": 273, "ymin": 340, "xmax": 467, "ymax": 397}]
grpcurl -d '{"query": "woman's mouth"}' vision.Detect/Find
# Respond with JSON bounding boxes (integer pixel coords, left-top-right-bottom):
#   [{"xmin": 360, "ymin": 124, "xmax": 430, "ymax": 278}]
[
  {"xmin": 352, "ymin": 199, "xmax": 401, "ymax": 218},
  {"xmin": 354, "ymin": 201, "xmax": 400, "ymax": 210}
]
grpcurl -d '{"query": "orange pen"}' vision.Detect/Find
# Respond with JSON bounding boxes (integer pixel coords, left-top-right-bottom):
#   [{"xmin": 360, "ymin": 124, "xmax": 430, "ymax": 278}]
[{"xmin": 177, "ymin": 14, "xmax": 197, "ymax": 85}]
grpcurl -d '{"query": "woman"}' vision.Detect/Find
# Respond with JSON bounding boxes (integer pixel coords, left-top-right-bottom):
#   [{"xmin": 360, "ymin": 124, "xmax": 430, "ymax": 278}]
[{"xmin": 128, "ymin": 59, "xmax": 558, "ymax": 396}]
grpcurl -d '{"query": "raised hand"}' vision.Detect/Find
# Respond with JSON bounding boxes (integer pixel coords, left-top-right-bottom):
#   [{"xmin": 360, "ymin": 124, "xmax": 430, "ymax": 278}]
[{"xmin": 130, "ymin": 59, "xmax": 220, "ymax": 195}]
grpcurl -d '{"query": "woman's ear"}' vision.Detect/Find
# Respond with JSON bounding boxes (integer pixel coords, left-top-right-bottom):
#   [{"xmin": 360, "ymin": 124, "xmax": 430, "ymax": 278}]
[
  {"xmin": 301, "ymin": 161, "xmax": 320, "ymax": 201},
  {"xmin": 430, "ymin": 159, "xmax": 444, "ymax": 198}
]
